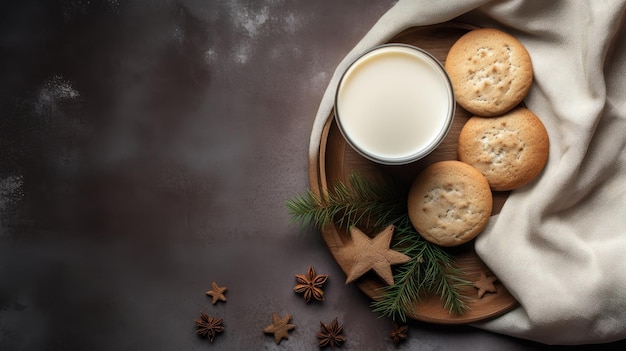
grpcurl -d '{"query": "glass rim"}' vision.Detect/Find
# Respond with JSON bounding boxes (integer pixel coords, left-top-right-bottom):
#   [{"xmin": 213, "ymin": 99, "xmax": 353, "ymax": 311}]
[{"xmin": 333, "ymin": 43, "xmax": 456, "ymax": 165}]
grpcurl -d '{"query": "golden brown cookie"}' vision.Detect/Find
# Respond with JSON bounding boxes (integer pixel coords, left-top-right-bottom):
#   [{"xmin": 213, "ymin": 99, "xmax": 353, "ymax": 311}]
[
  {"xmin": 457, "ymin": 107, "xmax": 549, "ymax": 191},
  {"xmin": 407, "ymin": 160, "xmax": 493, "ymax": 247},
  {"xmin": 445, "ymin": 28, "xmax": 533, "ymax": 117}
]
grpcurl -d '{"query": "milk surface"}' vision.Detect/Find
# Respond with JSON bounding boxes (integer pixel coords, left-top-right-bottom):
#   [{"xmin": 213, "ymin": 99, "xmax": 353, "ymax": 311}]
[{"xmin": 336, "ymin": 45, "xmax": 453, "ymax": 162}]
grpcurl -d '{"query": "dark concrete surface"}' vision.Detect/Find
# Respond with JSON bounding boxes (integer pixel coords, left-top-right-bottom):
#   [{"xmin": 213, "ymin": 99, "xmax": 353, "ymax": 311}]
[{"xmin": 1, "ymin": 1, "xmax": 625, "ymax": 350}]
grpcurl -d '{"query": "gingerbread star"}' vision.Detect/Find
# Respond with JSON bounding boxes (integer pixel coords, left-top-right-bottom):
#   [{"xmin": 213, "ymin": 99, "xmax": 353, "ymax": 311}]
[
  {"xmin": 263, "ymin": 313, "xmax": 296, "ymax": 345},
  {"xmin": 473, "ymin": 272, "xmax": 498, "ymax": 298},
  {"xmin": 206, "ymin": 281, "xmax": 227, "ymax": 304},
  {"xmin": 338, "ymin": 225, "xmax": 411, "ymax": 285}
]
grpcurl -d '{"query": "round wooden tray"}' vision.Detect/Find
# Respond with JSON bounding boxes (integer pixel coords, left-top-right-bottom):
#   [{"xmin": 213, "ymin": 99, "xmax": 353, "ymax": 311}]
[{"xmin": 309, "ymin": 22, "xmax": 518, "ymax": 324}]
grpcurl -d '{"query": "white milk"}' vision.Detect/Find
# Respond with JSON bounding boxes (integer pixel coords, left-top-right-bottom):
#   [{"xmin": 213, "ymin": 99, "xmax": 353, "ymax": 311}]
[{"xmin": 335, "ymin": 45, "xmax": 454, "ymax": 164}]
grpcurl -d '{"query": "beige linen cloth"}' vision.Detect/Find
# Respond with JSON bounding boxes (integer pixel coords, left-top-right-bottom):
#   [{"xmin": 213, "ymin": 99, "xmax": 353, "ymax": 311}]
[{"xmin": 309, "ymin": 0, "xmax": 626, "ymax": 345}]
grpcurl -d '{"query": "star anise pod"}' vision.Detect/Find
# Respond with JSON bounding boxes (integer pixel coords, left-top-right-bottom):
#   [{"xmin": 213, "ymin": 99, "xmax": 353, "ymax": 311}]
[
  {"xmin": 317, "ymin": 317, "xmax": 345, "ymax": 349},
  {"xmin": 389, "ymin": 322, "xmax": 408, "ymax": 347},
  {"xmin": 194, "ymin": 312, "xmax": 224, "ymax": 342},
  {"xmin": 294, "ymin": 265, "xmax": 328, "ymax": 302}
]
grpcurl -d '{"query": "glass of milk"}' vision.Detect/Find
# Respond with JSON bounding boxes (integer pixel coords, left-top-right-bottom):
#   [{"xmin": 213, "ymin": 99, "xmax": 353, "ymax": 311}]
[{"xmin": 334, "ymin": 44, "xmax": 455, "ymax": 165}]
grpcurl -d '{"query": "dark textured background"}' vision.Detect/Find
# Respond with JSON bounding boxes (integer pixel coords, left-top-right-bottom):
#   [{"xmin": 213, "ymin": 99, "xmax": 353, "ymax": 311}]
[{"xmin": 1, "ymin": 1, "xmax": 625, "ymax": 350}]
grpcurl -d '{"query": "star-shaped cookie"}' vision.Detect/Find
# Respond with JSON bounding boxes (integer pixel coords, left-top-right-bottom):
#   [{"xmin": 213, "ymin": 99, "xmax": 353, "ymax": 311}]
[
  {"xmin": 263, "ymin": 313, "xmax": 295, "ymax": 345},
  {"xmin": 338, "ymin": 224, "xmax": 411, "ymax": 285},
  {"xmin": 473, "ymin": 272, "xmax": 498, "ymax": 298},
  {"xmin": 206, "ymin": 281, "xmax": 227, "ymax": 304}
]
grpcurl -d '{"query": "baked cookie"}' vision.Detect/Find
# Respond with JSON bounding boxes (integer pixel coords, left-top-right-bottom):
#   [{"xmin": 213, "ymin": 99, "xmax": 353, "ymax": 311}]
[
  {"xmin": 407, "ymin": 160, "xmax": 492, "ymax": 247},
  {"xmin": 457, "ymin": 107, "xmax": 549, "ymax": 191},
  {"xmin": 445, "ymin": 28, "xmax": 533, "ymax": 117}
]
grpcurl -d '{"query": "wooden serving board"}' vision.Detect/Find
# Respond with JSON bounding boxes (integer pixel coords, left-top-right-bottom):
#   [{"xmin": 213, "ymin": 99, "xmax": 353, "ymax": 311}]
[{"xmin": 309, "ymin": 22, "xmax": 518, "ymax": 324}]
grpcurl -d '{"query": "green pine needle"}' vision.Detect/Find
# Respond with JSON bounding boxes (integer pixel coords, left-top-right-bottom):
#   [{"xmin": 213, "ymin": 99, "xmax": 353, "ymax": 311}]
[
  {"xmin": 286, "ymin": 173, "xmax": 405, "ymax": 231},
  {"xmin": 286, "ymin": 172, "xmax": 471, "ymax": 320}
]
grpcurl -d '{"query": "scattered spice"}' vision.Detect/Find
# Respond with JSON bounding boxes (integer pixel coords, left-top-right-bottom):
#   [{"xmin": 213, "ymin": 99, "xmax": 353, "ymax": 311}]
[
  {"xmin": 263, "ymin": 312, "xmax": 296, "ymax": 345},
  {"xmin": 473, "ymin": 271, "xmax": 498, "ymax": 298},
  {"xmin": 294, "ymin": 265, "xmax": 328, "ymax": 302},
  {"xmin": 389, "ymin": 322, "xmax": 408, "ymax": 347},
  {"xmin": 338, "ymin": 225, "xmax": 411, "ymax": 285},
  {"xmin": 206, "ymin": 281, "xmax": 227, "ymax": 304},
  {"xmin": 194, "ymin": 312, "xmax": 224, "ymax": 342},
  {"xmin": 317, "ymin": 317, "xmax": 345, "ymax": 349}
]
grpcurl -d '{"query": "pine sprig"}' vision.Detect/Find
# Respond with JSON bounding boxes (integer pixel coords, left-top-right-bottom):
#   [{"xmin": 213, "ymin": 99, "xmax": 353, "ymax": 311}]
[
  {"xmin": 287, "ymin": 173, "xmax": 471, "ymax": 321},
  {"xmin": 286, "ymin": 191, "xmax": 328, "ymax": 229},
  {"xmin": 286, "ymin": 173, "xmax": 405, "ymax": 231},
  {"xmin": 370, "ymin": 213, "xmax": 470, "ymax": 322}
]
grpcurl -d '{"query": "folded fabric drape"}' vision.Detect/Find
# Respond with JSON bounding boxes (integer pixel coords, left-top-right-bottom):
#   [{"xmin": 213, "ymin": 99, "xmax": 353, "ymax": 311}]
[{"xmin": 309, "ymin": 0, "xmax": 626, "ymax": 345}]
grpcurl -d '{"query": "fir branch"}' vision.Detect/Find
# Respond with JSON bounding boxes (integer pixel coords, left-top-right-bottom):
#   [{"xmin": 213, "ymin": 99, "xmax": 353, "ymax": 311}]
[
  {"xmin": 286, "ymin": 173, "xmax": 405, "ymax": 231},
  {"xmin": 286, "ymin": 190, "xmax": 325, "ymax": 229},
  {"xmin": 286, "ymin": 172, "xmax": 471, "ymax": 320},
  {"xmin": 371, "ymin": 217, "xmax": 471, "ymax": 321},
  {"xmin": 423, "ymin": 243, "xmax": 471, "ymax": 316}
]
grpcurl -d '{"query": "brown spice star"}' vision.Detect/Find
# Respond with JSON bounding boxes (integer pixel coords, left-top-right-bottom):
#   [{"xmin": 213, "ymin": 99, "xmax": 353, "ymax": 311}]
[
  {"xmin": 206, "ymin": 281, "xmax": 227, "ymax": 304},
  {"xmin": 337, "ymin": 225, "xmax": 411, "ymax": 285},
  {"xmin": 194, "ymin": 312, "xmax": 224, "ymax": 342},
  {"xmin": 473, "ymin": 271, "xmax": 498, "ymax": 298},
  {"xmin": 294, "ymin": 265, "xmax": 328, "ymax": 302},
  {"xmin": 389, "ymin": 322, "xmax": 408, "ymax": 347},
  {"xmin": 263, "ymin": 312, "xmax": 296, "ymax": 345},
  {"xmin": 317, "ymin": 317, "xmax": 345, "ymax": 349}
]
